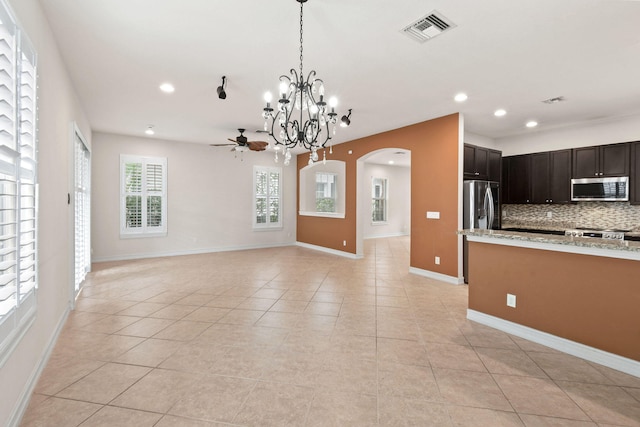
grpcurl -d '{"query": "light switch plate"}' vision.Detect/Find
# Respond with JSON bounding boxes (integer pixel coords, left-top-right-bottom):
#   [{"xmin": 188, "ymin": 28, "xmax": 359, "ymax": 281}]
[{"xmin": 506, "ymin": 293, "xmax": 516, "ymax": 308}]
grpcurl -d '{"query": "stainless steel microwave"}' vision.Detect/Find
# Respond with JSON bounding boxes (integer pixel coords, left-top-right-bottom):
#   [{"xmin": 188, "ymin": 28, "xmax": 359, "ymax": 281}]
[{"xmin": 571, "ymin": 176, "xmax": 629, "ymax": 201}]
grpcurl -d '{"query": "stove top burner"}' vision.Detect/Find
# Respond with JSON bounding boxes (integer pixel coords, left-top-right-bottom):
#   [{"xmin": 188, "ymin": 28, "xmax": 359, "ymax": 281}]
[{"xmin": 565, "ymin": 228, "xmax": 627, "ymax": 240}]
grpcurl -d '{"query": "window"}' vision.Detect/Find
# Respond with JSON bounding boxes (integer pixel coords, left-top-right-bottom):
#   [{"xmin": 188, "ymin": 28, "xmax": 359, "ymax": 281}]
[
  {"xmin": 254, "ymin": 166, "xmax": 281, "ymax": 229},
  {"xmin": 120, "ymin": 155, "xmax": 167, "ymax": 237},
  {"xmin": 0, "ymin": 1, "xmax": 38, "ymax": 362},
  {"xmin": 372, "ymin": 177, "xmax": 388, "ymax": 222},
  {"xmin": 74, "ymin": 129, "xmax": 90, "ymax": 297},
  {"xmin": 315, "ymin": 172, "xmax": 336, "ymax": 213}
]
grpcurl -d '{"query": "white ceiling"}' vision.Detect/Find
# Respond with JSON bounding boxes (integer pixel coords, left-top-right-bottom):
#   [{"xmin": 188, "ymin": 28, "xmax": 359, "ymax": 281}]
[{"xmin": 38, "ymin": 0, "xmax": 640, "ymax": 153}]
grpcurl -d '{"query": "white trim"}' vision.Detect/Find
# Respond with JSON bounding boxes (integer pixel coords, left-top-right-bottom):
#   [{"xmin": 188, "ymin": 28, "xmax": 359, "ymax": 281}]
[
  {"xmin": 7, "ymin": 307, "xmax": 70, "ymax": 427},
  {"xmin": 364, "ymin": 232, "xmax": 409, "ymax": 239},
  {"xmin": 409, "ymin": 266, "xmax": 464, "ymax": 285},
  {"xmin": 467, "ymin": 309, "xmax": 640, "ymax": 378},
  {"xmin": 298, "ymin": 211, "xmax": 345, "ymax": 219},
  {"xmin": 465, "ymin": 233, "xmax": 640, "ymax": 261},
  {"xmin": 92, "ymin": 242, "xmax": 294, "ymax": 263},
  {"xmin": 296, "ymin": 242, "xmax": 362, "ymax": 259}
]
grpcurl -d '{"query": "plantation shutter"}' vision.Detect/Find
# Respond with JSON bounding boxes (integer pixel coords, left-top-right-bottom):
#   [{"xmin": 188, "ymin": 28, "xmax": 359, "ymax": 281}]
[
  {"xmin": 120, "ymin": 155, "xmax": 167, "ymax": 236},
  {"xmin": 0, "ymin": 5, "xmax": 17, "ymax": 319},
  {"xmin": 74, "ymin": 132, "xmax": 90, "ymax": 294},
  {"xmin": 253, "ymin": 166, "xmax": 281, "ymax": 229},
  {"xmin": 0, "ymin": 1, "xmax": 38, "ymax": 356}
]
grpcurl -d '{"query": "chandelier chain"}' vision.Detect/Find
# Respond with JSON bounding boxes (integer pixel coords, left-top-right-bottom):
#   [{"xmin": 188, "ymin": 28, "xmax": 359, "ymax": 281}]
[{"xmin": 299, "ymin": 1, "xmax": 304, "ymax": 77}]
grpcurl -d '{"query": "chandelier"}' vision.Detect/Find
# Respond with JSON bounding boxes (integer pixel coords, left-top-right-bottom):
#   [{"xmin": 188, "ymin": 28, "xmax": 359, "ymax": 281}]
[{"xmin": 262, "ymin": 0, "xmax": 339, "ymax": 166}]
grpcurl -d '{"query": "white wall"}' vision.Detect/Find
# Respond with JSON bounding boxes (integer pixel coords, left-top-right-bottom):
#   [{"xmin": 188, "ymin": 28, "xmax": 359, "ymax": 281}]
[
  {"xmin": 496, "ymin": 114, "xmax": 640, "ymax": 156},
  {"xmin": 1, "ymin": 0, "xmax": 92, "ymax": 425},
  {"xmin": 91, "ymin": 132, "xmax": 297, "ymax": 261},
  {"xmin": 464, "ymin": 131, "xmax": 499, "ymax": 150},
  {"xmin": 362, "ymin": 163, "xmax": 411, "ymax": 239}
]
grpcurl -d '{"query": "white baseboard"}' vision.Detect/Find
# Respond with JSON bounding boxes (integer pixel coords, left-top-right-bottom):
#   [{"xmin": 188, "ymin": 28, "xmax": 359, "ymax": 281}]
[
  {"xmin": 295, "ymin": 242, "xmax": 362, "ymax": 259},
  {"xmin": 467, "ymin": 309, "xmax": 640, "ymax": 378},
  {"xmin": 8, "ymin": 308, "xmax": 71, "ymax": 427},
  {"xmin": 364, "ymin": 232, "xmax": 410, "ymax": 240},
  {"xmin": 92, "ymin": 242, "xmax": 295, "ymax": 263},
  {"xmin": 409, "ymin": 267, "xmax": 464, "ymax": 285}
]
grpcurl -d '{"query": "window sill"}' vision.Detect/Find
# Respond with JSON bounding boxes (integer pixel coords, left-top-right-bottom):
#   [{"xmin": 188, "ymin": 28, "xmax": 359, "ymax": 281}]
[
  {"xmin": 120, "ymin": 232, "xmax": 168, "ymax": 239},
  {"xmin": 299, "ymin": 211, "xmax": 345, "ymax": 219},
  {"xmin": 253, "ymin": 225, "xmax": 284, "ymax": 231},
  {"xmin": 371, "ymin": 221, "xmax": 389, "ymax": 226}
]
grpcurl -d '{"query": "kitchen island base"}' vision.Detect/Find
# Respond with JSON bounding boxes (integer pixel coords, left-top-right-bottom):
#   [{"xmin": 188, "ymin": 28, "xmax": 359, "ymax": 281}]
[{"xmin": 466, "ymin": 236, "xmax": 640, "ymax": 378}]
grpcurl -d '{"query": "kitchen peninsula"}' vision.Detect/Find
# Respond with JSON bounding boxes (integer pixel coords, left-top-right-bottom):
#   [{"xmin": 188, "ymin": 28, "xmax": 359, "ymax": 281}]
[{"xmin": 461, "ymin": 228, "xmax": 640, "ymax": 377}]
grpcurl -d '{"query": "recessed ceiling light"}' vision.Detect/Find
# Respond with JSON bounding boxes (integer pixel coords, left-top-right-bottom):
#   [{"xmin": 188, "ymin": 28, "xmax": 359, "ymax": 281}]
[
  {"xmin": 454, "ymin": 93, "xmax": 468, "ymax": 102},
  {"xmin": 145, "ymin": 126, "xmax": 155, "ymax": 135},
  {"xmin": 526, "ymin": 121, "xmax": 538, "ymax": 128},
  {"xmin": 388, "ymin": 160, "xmax": 395, "ymax": 165},
  {"xmin": 159, "ymin": 83, "xmax": 175, "ymax": 93},
  {"xmin": 494, "ymin": 109, "xmax": 506, "ymax": 117}
]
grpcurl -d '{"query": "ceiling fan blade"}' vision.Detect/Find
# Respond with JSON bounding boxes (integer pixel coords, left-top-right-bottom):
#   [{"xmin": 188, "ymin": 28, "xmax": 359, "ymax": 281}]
[
  {"xmin": 228, "ymin": 138, "xmax": 239, "ymax": 143},
  {"xmin": 247, "ymin": 141, "xmax": 269, "ymax": 151},
  {"xmin": 210, "ymin": 143, "xmax": 237, "ymax": 147}
]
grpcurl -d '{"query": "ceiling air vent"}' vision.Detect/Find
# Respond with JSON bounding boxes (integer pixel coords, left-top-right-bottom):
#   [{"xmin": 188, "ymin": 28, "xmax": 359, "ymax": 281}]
[{"xmin": 401, "ymin": 11, "xmax": 456, "ymax": 43}]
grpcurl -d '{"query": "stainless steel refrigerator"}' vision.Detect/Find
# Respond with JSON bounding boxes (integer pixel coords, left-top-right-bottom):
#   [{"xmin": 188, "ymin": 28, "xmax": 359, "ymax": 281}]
[{"xmin": 463, "ymin": 180, "xmax": 500, "ymax": 283}]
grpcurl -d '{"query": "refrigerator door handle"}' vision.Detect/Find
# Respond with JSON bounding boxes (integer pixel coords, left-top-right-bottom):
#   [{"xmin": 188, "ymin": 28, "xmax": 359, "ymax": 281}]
[{"xmin": 485, "ymin": 186, "xmax": 495, "ymax": 229}]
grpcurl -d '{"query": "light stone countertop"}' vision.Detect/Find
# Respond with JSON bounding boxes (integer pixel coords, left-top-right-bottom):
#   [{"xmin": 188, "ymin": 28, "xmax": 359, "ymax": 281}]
[{"xmin": 460, "ymin": 228, "xmax": 640, "ymax": 258}]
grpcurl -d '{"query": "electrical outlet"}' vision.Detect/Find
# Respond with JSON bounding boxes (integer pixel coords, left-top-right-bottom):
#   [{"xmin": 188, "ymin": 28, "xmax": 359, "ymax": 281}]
[
  {"xmin": 506, "ymin": 293, "xmax": 516, "ymax": 308},
  {"xmin": 435, "ymin": 256, "xmax": 440, "ymax": 265},
  {"xmin": 343, "ymin": 240, "xmax": 347, "ymax": 247}
]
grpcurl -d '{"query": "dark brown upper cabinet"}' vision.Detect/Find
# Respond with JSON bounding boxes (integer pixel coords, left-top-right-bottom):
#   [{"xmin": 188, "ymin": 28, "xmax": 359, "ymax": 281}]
[
  {"xmin": 502, "ymin": 154, "xmax": 531, "ymax": 204},
  {"xmin": 464, "ymin": 143, "xmax": 501, "ymax": 181},
  {"xmin": 572, "ymin": 143, "xmax": 630, "ymax": 178},
  {"xmin": 530, "ymin": 150, "xmax": 572, "ymax": 204},
  {"xmin": 464, "ymin": 144, "xmax": 488, "ymax": 180},
  {"xmin": 632, "ymin": 141, "xmax": 640, "ymax": 204},
  {"xmin": 488, "ymin": 149, "xmax": 502, "ymax": 183}
]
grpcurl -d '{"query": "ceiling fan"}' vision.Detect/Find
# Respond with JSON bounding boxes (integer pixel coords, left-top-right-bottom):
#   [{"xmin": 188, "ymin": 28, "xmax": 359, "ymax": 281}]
[{"xmin": 210, "ymin": 129, "xmax": 268, "ymax": 152}]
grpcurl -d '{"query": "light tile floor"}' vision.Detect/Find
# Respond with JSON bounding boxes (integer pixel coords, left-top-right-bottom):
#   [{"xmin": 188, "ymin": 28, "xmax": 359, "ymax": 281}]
[{"xmin": 21, "ymin": 237, "xmax": 640, "ymax": 426}]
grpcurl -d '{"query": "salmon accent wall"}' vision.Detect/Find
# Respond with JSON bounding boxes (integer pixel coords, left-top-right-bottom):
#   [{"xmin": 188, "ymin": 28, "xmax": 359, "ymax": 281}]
[
  {"xmin": 468, "ymin": 241, "xmax": 640, "ymax": 361},
  {"xmin": 296, "ymin": 113, "xmax": 460, "ymax": 278}
]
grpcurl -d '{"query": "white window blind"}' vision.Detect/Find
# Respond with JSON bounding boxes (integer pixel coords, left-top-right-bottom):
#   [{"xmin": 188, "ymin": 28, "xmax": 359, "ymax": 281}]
[
  {"xmin": 120, "ymin": 155, "xmax": 167, "ymax": 237},
  {"xmin": 0, "ymin": 0, "xmax": 38, "ymax": 364},
  {"xmin": 74, "ymin": 131, "xmax": 90, "ymax": 294},
  {"xmin": 372, "ymin": 177, "xmax": 388, "ymax": 222},
  {"xmin": 254, "ymin": 166, "xmax": 281, "ymax": 229}
]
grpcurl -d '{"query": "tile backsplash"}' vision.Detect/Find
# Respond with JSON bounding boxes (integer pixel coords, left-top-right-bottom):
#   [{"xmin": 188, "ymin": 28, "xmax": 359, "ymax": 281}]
[{"xmin": 502, "ymin": 202, "xmax": 640, "ymax": 231}]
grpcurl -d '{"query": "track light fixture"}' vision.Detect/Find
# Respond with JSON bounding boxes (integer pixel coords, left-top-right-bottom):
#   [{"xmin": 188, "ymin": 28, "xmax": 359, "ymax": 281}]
[
  {"xmin": 217, "ymin": 76, "xmax": 227, "ymax": 100},
  {"xmin": 340, "ymin": 109, "xmax": 352, "ymax": 127}
]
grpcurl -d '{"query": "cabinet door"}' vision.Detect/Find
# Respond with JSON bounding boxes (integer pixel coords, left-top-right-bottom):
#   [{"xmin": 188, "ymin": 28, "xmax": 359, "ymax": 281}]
[
  {"xmin": 488, "ymin": 149, "xmax": 502, "ymax": 182},
  {"xmin": 530, "ymin": 153, "xmax": 550, "ymax": 204},
  {"xmin": 573, "ymin": 146, "xmax": 599, "ymax": 178},
  {"xmin": 632, "ymin": 142, "xmax": 640, "ymax": 204},
  {"xmin": 463, "ymin": 145, "xmax": 476, "ymax": 177},
  {"xmin": 601, "ymin": 143, "xmax": 630, "ymax": 177},
  {"xmin": 507, "ymin": 155, "xmax": 531, "ymax": 204},
  {"xmin": 549, "ymin": 149, "xmax": 572, "ymax": 203},
  {"xmin": 474, "ymin": 147, "xmax": 489, "ymax": 179}
]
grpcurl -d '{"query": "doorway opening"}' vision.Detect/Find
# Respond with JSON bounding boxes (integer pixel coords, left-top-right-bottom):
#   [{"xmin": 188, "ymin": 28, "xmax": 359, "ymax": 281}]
[{"xmin": 356, "ymin": 148, "xmax": 411, "ymax": 261}]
